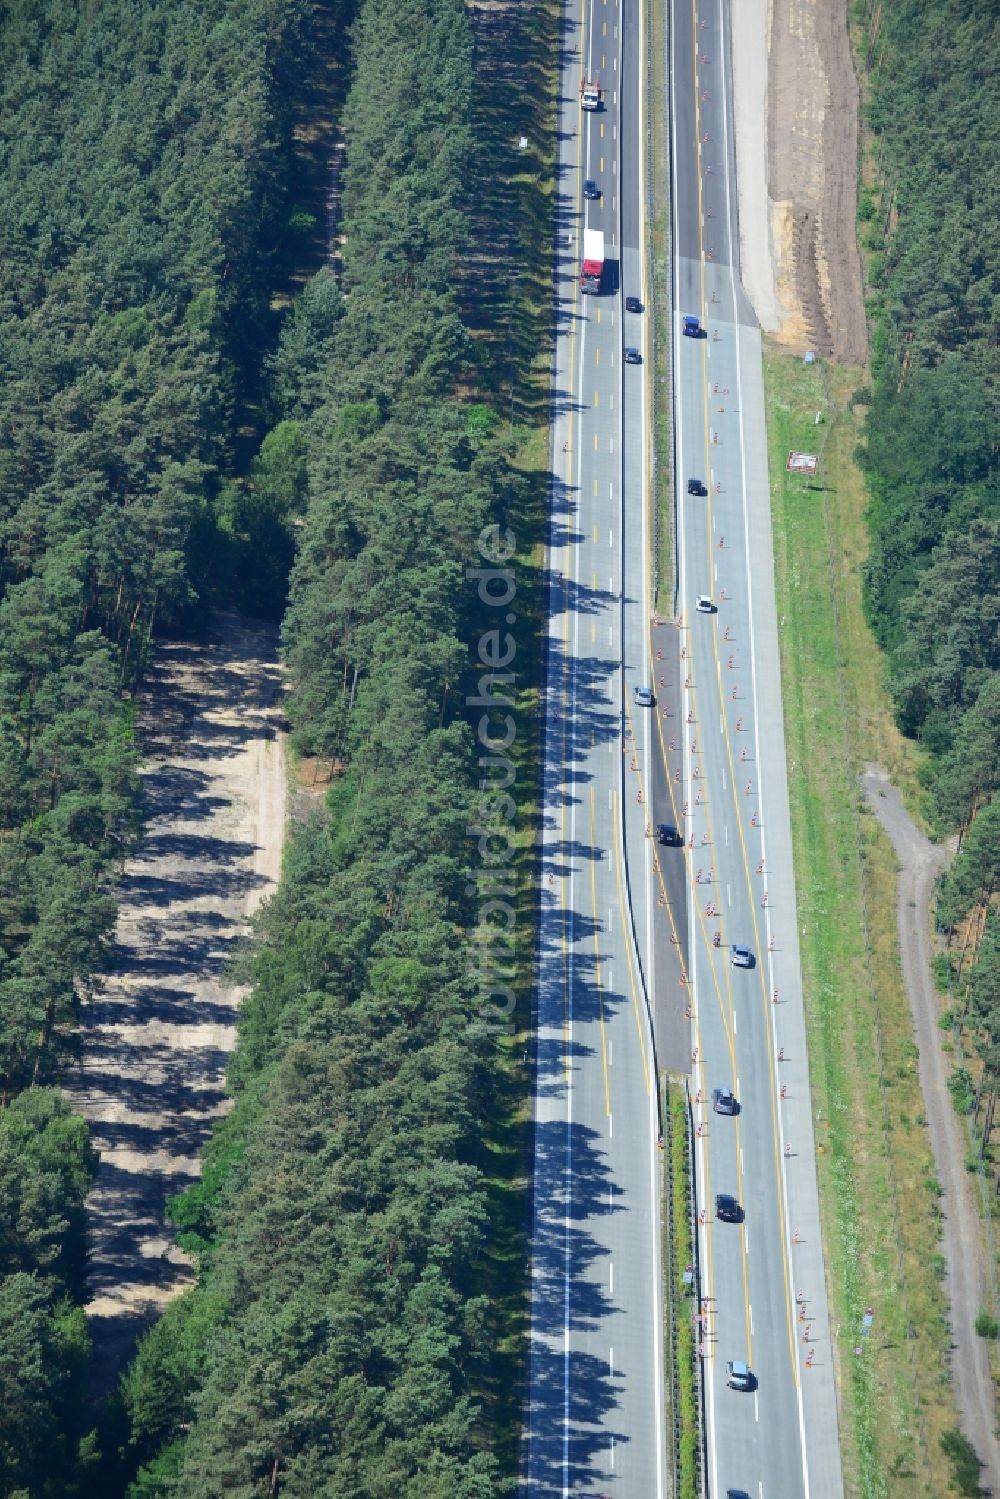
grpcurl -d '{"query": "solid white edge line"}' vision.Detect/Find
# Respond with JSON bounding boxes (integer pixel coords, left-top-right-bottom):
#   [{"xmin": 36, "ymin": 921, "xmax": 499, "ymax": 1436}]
[{"xmin": 562, "ymin": 56, "xmax": 594, "ymax": 1490}]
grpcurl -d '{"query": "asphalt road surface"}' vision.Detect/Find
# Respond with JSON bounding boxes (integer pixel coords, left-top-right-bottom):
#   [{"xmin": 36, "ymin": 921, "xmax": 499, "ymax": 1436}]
[
  {"xmin": 523, "ymin": 0, "xmax": 844, "ymax": 1493},
  {"xmin": 522, "ymin": 0, "xmax": 672, "ymax": 1492},
  {"xmin": 669, "ymin": 0, "xmax": 844, "ymax": 1495}
]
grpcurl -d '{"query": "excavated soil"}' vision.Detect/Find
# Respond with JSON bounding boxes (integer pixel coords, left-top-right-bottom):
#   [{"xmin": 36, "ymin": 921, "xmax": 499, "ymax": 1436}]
[
  {"xmin": 767, "ymin": 0, "xmax": 868, "ymax": 363},
  {"xmin": 733, "ymin": 0, "xmax": 868, "ymax": 364},
  {"xmin": 64, "ymin": 612, "xmax": 286, "ymax": 1392}
]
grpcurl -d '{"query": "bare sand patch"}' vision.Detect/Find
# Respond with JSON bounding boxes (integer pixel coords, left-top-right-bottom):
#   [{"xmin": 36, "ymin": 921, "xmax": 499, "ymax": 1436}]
[
  {"xmin": 731, "ymin": 0, "xmax": 867, "ymax": 364},
  {"xmin": 65, "ymin": 611, "xmax": 286, "ymax": 1392}
]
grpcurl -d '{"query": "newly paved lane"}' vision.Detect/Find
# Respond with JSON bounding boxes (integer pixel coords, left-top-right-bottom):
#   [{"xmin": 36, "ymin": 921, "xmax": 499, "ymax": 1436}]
[
  {"xmin": 668, "ymin": 0, "xmax": 845, "ymax": 1495},
  {"xmin": 522, "ymin": 0, "xmax": 670, "ymax": 1493}
]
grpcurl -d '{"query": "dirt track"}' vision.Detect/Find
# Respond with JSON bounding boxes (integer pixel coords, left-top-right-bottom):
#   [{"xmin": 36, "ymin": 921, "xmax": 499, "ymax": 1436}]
[
  {"xmin": 65, "ymin": 612, "xmax": 286, "ymax": 1391},
  {"xmin": 863, "ymin": 766, "xmax": 1000, "ymax": 1492}
]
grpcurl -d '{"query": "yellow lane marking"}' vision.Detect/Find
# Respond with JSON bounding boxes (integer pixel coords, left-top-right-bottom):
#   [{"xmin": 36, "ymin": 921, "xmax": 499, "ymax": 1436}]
[
  {"xmin": 688, "ymin": 0, "xmax": 799, "ymax": 1384},
  {"xmin": 610, "ymin": 790, "xmax": 651, "ymax": 1094}
]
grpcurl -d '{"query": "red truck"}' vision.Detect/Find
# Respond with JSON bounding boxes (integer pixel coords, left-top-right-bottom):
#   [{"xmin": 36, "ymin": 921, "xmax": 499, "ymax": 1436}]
[
  {"xmin": 581, "ymin": 228, "xmax": 604, "ymax": 294},
  {"xmin": 580, "ymin": 75, "xmax": 603, "ymax": 110}
]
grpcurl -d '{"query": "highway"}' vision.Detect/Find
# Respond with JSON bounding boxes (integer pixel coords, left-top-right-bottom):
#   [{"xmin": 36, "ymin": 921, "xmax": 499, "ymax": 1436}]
[
  {"xmin": 523, "ymin": 0, "xmax": 844, "ymax": 1493},
  {"xmin": 522, "ymin": 0, "xmax": 670, "ymax": 1491},
  {"xmin": 669, "ymin": 0, "xmax": 843, "ymax": 1493}
]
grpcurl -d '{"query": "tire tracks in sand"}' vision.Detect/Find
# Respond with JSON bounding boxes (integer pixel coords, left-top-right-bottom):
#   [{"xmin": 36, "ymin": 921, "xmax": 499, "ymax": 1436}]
[{"xmin": 65, "ymin": 611, "xmax": 286, "ymax": 1393}]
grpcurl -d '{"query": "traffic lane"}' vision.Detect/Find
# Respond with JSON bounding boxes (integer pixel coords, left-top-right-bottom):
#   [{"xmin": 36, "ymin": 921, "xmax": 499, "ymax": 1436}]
[
  {"xmin": 705, "ymin": 1189, "xmax": 763, "ymax": 1476},
  {"xmin": 526, "ymin": 347, "xmax": 623, "ymax": 1498},
  {"xmin": 712, "ymin": 0, "xmax": 747, "ymax": 280},
  {"xmin": 564, "ymin": 832, "xmax": 655, "ymax": 1491},
  {"xmin": 524, "ymin": 0, "xmax": 632, "ymax": 1487},
  {"xmin": 527, "ymin": 641, "xmax": 609, "ymax": 1496},
  {"xmin": 621, "ymin": 2, "xmax": 678, "ymax": 1074},
  {"xmin": 676, "ymin": 483, "xmax": 787, "ymax": 1230},
  {"xmin": 672, "ymin": 6, "xmax": 737, "ymax": 306},
  {"xmin": 645, "ymin": 661, "xmax": 690, "ymax": 1072},
  {"xmin": 555, "ymin": 646, "xmax": 660, "ymax": 1493},
  {"xmin": 670, "ymin": 0, "xmax": 700, "ymax": 265},
  {"xmin": 566, "ymin": 243, "xmax": 663, "ymax": 1499},
  {"xmin": 576, "ymin": 6, "xmax": 666, "ymax": 1493},
  {"xmin": 620, "ymin": 283, "xmax": 652, "ymax": 996},
  {"xmin": 688, "ymin": 298, "xmax": 819, "ymax": 1499},
  {"xmin": 619, "ymin": 0, "xmax": 642, "ymax": 257},
  {"xmin": 583, "ymin": 950, "xmax": 660, "ymax": 1495},
  {"xmin": 581, "ymin": 37, "xmax": 621, "ymax": 233},
  {"xmin": 601, "ymin": 44, "xmax": 667, "ymax": 1499},
  {"xmin": 691, "ymin": 9, "xmax": 737, "ymax": 273},
  {"xmin": 527, "ymin": 645, "xmax": 635, "ymax": 1490},
  {"xmin": 673, "ymin": 11, "xmax": 828, "ymax": 1492},
  {"xmin": 684, "ymin": 544, "xmax": 808, "ymax": 1488},
  {"xmin": 564, "ymin": 770, "xmax": 664, "ymax": 1497},
  {"xmin": 699, "ymin": 976, "xmax": 804, "ymax": 1499}
]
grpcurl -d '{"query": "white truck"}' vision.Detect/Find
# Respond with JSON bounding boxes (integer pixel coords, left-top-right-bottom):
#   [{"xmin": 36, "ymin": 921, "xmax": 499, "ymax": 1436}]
[
  {"xmin": 581, "ymin": 228, "xmax": 604, "ymax": 294},
  {"xmin": 580, "ymin": 75, "xmax": 602, "ymax": 111}
]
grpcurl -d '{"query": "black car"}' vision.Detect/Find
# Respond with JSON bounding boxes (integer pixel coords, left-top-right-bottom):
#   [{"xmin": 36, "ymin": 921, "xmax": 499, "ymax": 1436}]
[
  {"xmin": 656, "ymin": 823, "xmax": 681, "ymax": 845},
  {"xmin": 726, "ymin": 1489, "xmax": 752, "ymax": 1498},
  {"xmin": 623, "ymin": 346, "xmax": 641, "ymax": 364},
  {"xmin": 583, "ymin": 178, "xmax": 601, "ymax": 200},
  {"xmin": 625, "ymin": 295, "xmax": 643, "ymax": 313},
  {"xmin": 712, "ymin": 1087, "xmax": 738, "ymax": 1116},
  {"xmin": 716, "ymin": 1193, "xmax": 742, "ymax": 1223},
  {"xmin": 687, "ymin": 478, "xmax": 708, "ymax": 496}
]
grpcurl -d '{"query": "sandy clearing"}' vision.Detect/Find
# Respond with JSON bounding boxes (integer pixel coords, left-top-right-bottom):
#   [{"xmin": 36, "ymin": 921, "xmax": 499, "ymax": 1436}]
[{"xmin": 64, "ymin": 611, "xmax": 286, "ymax": 1393}]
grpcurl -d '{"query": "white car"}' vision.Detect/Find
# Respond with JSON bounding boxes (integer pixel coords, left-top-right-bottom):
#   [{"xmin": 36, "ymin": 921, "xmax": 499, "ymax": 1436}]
[
  {"xmin": 726, "ymin": 1359, "xmax": 754, "ymax": 1391},
  {"xmin": 634, "ymin": 685, "xmax": 654, "ymax": 707},
  {"xmin": 696, "ymin": 594, "xmax": 714, "ymax": 613}
]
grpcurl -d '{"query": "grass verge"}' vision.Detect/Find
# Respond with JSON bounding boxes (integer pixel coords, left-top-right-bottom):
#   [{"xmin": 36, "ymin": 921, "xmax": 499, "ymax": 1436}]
[
  {"xmin": 664, "ymin": 1078, "xmax": 700, "ymax": 1498},
  {"xmin": 764, "ymin": 347, "xmax": 960, "ymax": 1497}
]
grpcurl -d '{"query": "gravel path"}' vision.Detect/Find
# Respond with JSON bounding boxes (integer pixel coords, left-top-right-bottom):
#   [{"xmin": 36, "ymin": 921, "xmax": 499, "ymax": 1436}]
[
  {"xmin": 65, "ymin": 612, "xmax": 286, "ymax": 1393},
  {"xmin": 862, "ymin": 765, "xmax": 999, "ymax": 1492}
]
